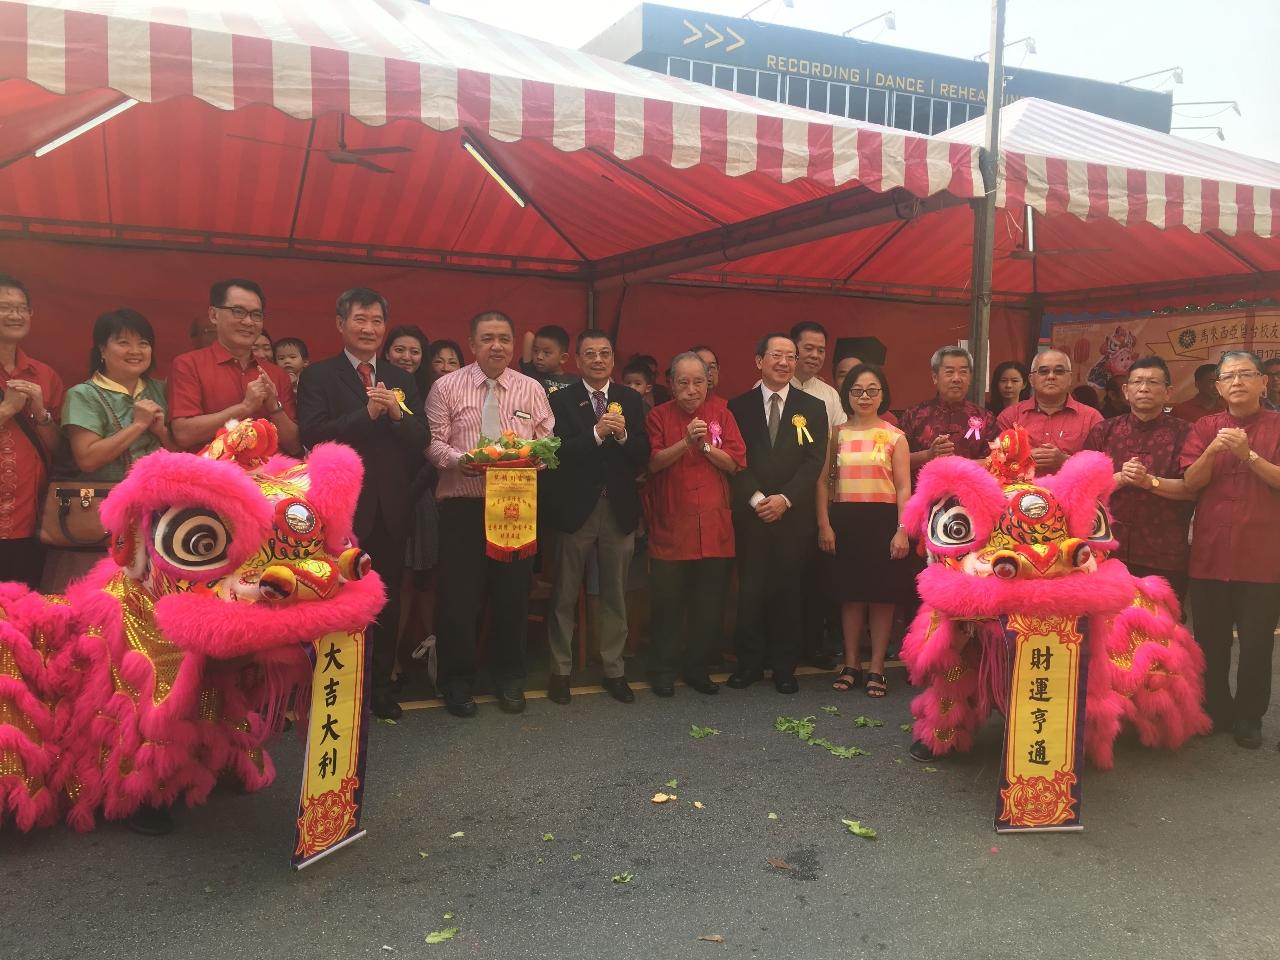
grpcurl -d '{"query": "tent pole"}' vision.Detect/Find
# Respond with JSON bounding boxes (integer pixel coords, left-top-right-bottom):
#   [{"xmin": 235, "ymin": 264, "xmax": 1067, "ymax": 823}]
[{"xmin": 966, "ymin": 0, "xmax": 1006, "ymax": 404}]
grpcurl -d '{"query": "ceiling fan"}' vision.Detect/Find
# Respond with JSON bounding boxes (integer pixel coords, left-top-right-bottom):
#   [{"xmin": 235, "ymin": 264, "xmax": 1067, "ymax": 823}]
[{"xmin": 227, "ymin": 114, "xmax": 410, "ymax": 173}]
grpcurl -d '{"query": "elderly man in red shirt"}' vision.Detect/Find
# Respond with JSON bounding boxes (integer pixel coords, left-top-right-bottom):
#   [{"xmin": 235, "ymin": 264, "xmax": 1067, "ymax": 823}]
[
  {"xmin": 997, "ymin": 348, "xmax": 1102, "ymax": 473},
  {"xmin": 167, "ymin": 279, "xmax": 301, "ymax": 454},
  {"xmin": 0, "ymin": 274, "xmax": 63, "ymax": 587},
  {"xmin": 899, "ymin": 345, "xmax": 997, "ymax": 469},
  {"xmin": 1181, "ymin": 350, "xmax": 1280, "ymax": 750},
  {"xmin": 642, "ymin": 352, "xmax": 746, "ymax": 697},
  {"xmin": 1083, "ymin": 356, "xmax": 1196, "ymax": 599}
]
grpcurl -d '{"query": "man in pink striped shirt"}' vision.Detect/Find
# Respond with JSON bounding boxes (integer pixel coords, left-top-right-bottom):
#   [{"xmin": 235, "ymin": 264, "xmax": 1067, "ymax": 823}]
[{"xmin": 426, "ymin": 311, "xmax": 554, "ymax": 718}]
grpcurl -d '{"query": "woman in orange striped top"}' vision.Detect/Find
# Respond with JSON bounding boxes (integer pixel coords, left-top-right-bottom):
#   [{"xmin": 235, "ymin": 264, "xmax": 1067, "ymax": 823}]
[{"xmin": 817, "ymin": 364, "xmax": 913, "ymax": 697}]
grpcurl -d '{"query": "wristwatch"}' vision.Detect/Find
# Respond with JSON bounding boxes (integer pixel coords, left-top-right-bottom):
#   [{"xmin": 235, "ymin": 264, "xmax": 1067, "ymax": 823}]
[
  {"xmin": 702, "ymin": 441, "xmax": 711, "ymax": 454},
  {"xmin": 1149, "ymin": 476, "xmax": 1161, "ymax": 489},
  {"xmin": 1248, "ymin": 450, "xmax": 1260, "ymax": 463},
  {"xmin": 35, "ymin": 409, "xmax": 53, "ymax": 425}
]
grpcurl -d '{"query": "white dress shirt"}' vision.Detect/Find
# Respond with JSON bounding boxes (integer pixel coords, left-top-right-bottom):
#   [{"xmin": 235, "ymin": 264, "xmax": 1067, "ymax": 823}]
[
  {"xmin": 583, "ymin": 379, "xmax": 627, "ymax": 444},
  {"xmin": 750, "ymin": 382, "xmax": 792, "ymax": 508}
]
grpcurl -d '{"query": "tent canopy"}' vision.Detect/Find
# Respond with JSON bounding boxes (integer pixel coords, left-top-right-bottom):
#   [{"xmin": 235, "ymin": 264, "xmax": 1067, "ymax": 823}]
[{"xmin": 4, "ymin": 0, "xmax": 1276, "ymax": 306}]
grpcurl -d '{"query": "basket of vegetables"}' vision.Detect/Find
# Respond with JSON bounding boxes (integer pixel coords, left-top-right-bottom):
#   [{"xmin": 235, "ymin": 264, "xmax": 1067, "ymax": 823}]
[{"xmin": 462, "ymin": 431, "xmax": 561, "ymax": 470}]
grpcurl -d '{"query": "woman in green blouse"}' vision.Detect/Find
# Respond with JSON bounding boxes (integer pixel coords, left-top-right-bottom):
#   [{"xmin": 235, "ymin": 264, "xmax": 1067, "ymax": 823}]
[{"xmin": 62, "ymin": 308, "xmax": 176, "ymax": 482}]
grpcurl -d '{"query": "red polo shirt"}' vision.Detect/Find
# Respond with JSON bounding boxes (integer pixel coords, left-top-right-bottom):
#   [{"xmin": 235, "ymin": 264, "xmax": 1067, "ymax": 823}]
[
  {"xmin": 997, "ymin": 395, "xmax": 1103, "ymax": 460},
  {"xmin": 1180, "ymin": 408, "xmax": 1280, "ymax": 584},
  {"xmin": 1, "ymin": 348, "xmax": 65, "ymax": 539},
  {"xmin": 167, "ymin": 341, "xmax": 295, "ymax": 449}
]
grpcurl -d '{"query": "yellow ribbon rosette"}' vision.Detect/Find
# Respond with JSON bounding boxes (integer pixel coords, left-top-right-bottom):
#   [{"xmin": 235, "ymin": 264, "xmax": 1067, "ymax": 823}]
[
  {"xmin": 870, "ymin": 429, "xmax": 890, "ymax": 463},
  {"xmin": 791, "ymin": 413, "xmax": 813, "ymax": 445},
  {"xmin": 390, "ymin": 388, "xmax": 413, "ymax": 415},
  {"xmin": 607, "ymin": 401, "xmax": 623, "ymax": 416}
]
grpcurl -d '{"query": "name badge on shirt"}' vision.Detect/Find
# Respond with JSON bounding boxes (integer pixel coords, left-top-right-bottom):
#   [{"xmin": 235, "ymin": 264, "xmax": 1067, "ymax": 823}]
[{"xmin": 514, "ymin": 410, "xmax": 531, "ymax": 420}]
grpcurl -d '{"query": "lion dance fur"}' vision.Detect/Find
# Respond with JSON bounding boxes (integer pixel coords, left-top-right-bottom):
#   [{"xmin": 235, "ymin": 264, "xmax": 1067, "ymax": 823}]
[
  {"xmin": 901, "ymin": 428, "xmax": 1211, "ymax": 769},
  {"xmin": 0, "ymin": 420, "xmax": 383, "ymax": 831}
]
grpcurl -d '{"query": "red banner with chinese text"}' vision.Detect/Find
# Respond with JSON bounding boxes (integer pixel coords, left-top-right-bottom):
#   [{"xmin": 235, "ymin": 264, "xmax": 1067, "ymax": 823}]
[
  {"xmin": 996, "ymin": 614, "xmax": 1088, "ymax": 833},
  {"xmin": 1049, "ymin": 307, "xmax": 1280, "ymax": 402},
  {"xmin": 292, "ymin": 629, "xmax": 369, "ymax": 869}
]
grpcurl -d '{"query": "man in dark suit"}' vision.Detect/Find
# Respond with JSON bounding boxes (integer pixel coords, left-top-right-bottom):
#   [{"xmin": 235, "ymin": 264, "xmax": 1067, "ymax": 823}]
[
  {"xmin": 296, "ymin": 287, "xmax": 429, "ymax": 720},
  {"xmin": 542, "ymin": 329, "xmax": 650, "ymax": 704},
  {"xmin": 726, "ymin": 333, "xmax": 828, "ymax": 693}
]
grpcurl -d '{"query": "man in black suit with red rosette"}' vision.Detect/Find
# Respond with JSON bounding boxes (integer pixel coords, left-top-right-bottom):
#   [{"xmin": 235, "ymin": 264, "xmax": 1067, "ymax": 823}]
[
  {"xmin": 727, "ymin": 333, "xmax": 828, "ymax": 693},
  {"xmin": 296, "ymin": 287, "xmax": 428, "ymax": 721},
  {"xmin": 541, "ymin": 329, "xmax": 650, "ymax": 705}
]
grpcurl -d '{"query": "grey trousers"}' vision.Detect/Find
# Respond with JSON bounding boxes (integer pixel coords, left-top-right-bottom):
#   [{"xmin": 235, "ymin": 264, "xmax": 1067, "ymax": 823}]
[{"xmin": 548, "ymin": 497, "xmax": 635, "ymax": 678}]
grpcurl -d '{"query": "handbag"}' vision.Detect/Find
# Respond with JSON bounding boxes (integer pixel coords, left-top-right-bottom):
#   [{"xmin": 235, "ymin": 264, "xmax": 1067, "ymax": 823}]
[{"xmin": 36, "ymin": 384, "xmax": 128, "ymax": 549}]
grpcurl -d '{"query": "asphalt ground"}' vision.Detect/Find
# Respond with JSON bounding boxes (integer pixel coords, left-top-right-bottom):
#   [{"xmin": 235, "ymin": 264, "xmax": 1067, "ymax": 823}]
[{"xmin": 3, "ymin": 661, "xmax": 1279, "ymax": 960}]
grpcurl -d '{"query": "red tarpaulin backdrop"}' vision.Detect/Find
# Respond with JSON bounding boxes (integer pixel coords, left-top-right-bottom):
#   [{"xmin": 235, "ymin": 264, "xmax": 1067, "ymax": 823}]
[{"xmin": 2, "ymin": 237, "xmax": 1031, "ymax": 404}]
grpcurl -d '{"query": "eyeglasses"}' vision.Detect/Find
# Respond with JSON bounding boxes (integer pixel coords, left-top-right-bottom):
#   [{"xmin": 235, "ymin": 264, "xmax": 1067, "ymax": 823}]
[
  {"xmin": 216, "ymin": 304, "xmax": 265, "ymax": 323},
  {"xmin": 0, "ymin": 304, "xmax": 31, "ymax": 318},
  {"xmin": 1126, "ymin": 378, "xmax": 1167, "ymax": 389},
  {"xmin": 1033, "ymin": 366, "xmax": 1070, "ymax": 378},
  {"xmin": 849, "ymin": 387, "xmax": 882, "ymax": 398},
  {"xmin": 580, "ymin": 350, "xmax": 613, "ymax": 361},
  {"xmin": 1217, "ymin": 371, "xmax": 1262, "ymax": 383},
  {"xmin": 765, "ymin": 352, "xmax": 798, "ymax": 363}
]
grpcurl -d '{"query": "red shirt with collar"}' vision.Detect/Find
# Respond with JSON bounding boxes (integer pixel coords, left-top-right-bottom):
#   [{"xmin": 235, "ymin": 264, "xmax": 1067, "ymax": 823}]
[
  {"xmin": 1179, "ymin": 408, "xmax": 1280, "ymax": 584},
  {"xmin": 166, "ymin": 341, "xmax": 296, "ymax": 449},
  {"xmin": 1, "ymin": 348, "xmax": 65, "ymax": 539},
  {"xmin": 996, "ymin": 395, "xmax": 1103, "ymax": 462}
]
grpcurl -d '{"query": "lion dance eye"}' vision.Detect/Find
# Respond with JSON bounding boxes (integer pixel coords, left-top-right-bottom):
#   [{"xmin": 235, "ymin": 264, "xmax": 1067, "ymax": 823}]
[
  {"xmin": 1088, "ymin": 505, "xmax": 1113, "ymax": 542},
  {"xmin": 152, "ymin": 507, "xmax": 231, "ymax": 572},
  {"xmin": 928, "ymin": 497, "xmax": 975, "ymax": 547}
]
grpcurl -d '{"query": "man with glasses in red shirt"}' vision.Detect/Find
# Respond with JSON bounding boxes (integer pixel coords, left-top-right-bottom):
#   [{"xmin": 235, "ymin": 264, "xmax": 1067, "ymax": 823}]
[
  {"xmin": 167, "ymin": 279, "xmax": 301, "ymax": 454},
  {"xmin": 996, "ymin": 348, "xmax": 1102, "ymax": 473},
  {"xmin": 1181, "ymin": 351, "xmax": 1280, "ymax": 750},
  {"xmin": 0, "ymin": 274, "xmax": 63, "ymax": 587}
]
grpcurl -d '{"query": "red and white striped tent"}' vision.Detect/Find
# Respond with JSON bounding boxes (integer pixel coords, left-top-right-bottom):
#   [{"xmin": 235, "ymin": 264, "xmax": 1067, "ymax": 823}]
[{"xmin": 0, "ymin": 0, "xmax": 1277, "ymax": 399}]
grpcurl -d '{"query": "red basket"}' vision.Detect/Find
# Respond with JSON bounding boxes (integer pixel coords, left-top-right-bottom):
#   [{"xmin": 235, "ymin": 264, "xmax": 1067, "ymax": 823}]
[{"xmin": 469, "ymin": 456, "xmax": 539, "ymax": 470}]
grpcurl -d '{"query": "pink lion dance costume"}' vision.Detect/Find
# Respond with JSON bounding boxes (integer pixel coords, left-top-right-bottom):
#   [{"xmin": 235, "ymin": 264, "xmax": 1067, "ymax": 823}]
[
  {"xmin": 0, "ymin": 420, "xmax": 383, "ymax": 831},
  {"xmin": 901, "ymin": 428, "xmax": 1210, "ymax": 769}
]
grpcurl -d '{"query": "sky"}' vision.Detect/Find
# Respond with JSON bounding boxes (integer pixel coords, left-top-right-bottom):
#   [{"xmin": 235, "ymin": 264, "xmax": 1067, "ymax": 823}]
[{"xmin": 427, "ymin": 0, "xmax": 1280, "ymax": 163}]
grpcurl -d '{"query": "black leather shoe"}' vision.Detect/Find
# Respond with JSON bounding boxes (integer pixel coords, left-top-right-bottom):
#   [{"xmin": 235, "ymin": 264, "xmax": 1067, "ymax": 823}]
[
  {"xmin": 773, "ymin": 674, "xmax": 799, "ymax": 694},
  {"xmin": 909, "ymin": 739, "xmax": 936, "ymax": 763},
  {"xmin": 127, "ymin": 804, "xmax": 174, "ymax": 836},
  {"xmin": 371, "ymin": 692, "xmax": 403, "ymax": 721},
  {"xmin": 726, "ymin": 669, "xmax": 764, "ymax": 689},
  {"xmin": 685, "ymin": 675, "xmax": 720, "ymax": 695},
  {"xmin": 496, "ymin": 685, "xmax": 527, "ymax": 714},
  {"xmin": 652, "ymin": 680, "xmax": 675, "ymax": 698},
  {"xmin": 547, "ymin": 674, "xmax": 572, "ymax": 705},
  {"xmin": 1233, "ymin": 719, "xmax": 1262, "ymax": 749},
  {"xmin": 603, "ymin": 677, "xmax": 635, "ymax": 704},
  {"xmin": 444, "ymin": 695, "xmax": 478, "ymax": 718}
]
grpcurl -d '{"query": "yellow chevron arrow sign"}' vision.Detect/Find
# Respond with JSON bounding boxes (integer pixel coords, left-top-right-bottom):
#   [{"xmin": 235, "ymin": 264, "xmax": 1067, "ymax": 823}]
[
  {"xmin": 682, "ymin": 19, "xmax": 702, "ymax": 45},
  {"xmin": 703, "ymin": 23, "xmax": 724, "ymax": 48},
  {"xmin": 725, "ymin": 27, "xmax": 745, "ymax": 52}
]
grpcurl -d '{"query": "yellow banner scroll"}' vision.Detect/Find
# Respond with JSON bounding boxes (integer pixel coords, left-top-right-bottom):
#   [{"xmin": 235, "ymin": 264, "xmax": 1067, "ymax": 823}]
[
  {"xmin": 484, "ymin": 467, "xmax": 538, "ymax": 562},
  {"xmin": 293, "ymin": 629, "xmax": 368, "ymax": 868},
  {"xmin": 997, "ymin": 614, "xmax": 1087, "ymax": 833}
]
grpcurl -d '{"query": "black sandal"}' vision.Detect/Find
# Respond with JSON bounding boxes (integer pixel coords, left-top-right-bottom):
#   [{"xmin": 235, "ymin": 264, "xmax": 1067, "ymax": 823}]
[
  {"xmin": 832, "ymin": 666, "xmax": 861, "ymax": 692},
  {"xmin": 865, "ymin": 673, "xmax": 888, "ymax": 698}
]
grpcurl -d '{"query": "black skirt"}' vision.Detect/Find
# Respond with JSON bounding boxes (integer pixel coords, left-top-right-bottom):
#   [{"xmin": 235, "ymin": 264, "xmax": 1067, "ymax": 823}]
[{"xmin": 824, "ymin": 501, "xmax": 916, "ymax": 605}]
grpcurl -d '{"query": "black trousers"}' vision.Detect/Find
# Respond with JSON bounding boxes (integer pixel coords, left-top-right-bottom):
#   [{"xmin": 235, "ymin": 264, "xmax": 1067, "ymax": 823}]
[
  {"xmin": 1189, "ymin": 578, "xmax": 1280, "ymax": 724},
  {"xmin": 361, "ymin": 510, "xmax": 406, "ymax": 698},
  {"xmin": 733, "ymin": 524, "xmax": 808, "ymax": 677},
  {"xmin": 0, "ymin": 538, "xmax": 44, "ymax": 590},
  {"xmin": 648, "ymin": 557, "xmax": 731, "ymax": 682},
  {"xmin": 1128, "ymin": 564, "xmax": 1189, "ymax": 610},
  {"xmin": 435, "ymin": 498, "xmax": 534, "ymax": 694}
]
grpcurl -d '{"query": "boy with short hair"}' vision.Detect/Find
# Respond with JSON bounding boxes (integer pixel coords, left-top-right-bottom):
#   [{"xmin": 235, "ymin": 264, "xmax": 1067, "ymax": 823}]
[
  {"xmin": 521, "ymin": 324, "xmax": 577, "ymax": 395},
  {"xmin": 621, "ymin": 356, "xmax": 656, "ymax": 411},
  {"xmin": 273, "ymin": 337, "xmax": 310, "ymax": 385}
]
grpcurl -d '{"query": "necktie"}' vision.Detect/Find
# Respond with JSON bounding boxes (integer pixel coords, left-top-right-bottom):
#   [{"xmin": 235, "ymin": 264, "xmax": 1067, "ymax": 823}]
[
  {"xmin": 357, "ymin": 361, "xmax": 374, "ymax": 390},
  {"xmin": 767, "ymin": 392, "xmax": 781, "ymax": 445},
  {"xmin": 592, "ymin": 390, "xmax": 607, "ymax": 421},
  {"xmin": 482, "ymin": 378, "xmax": 502, "ymax": 440}
]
